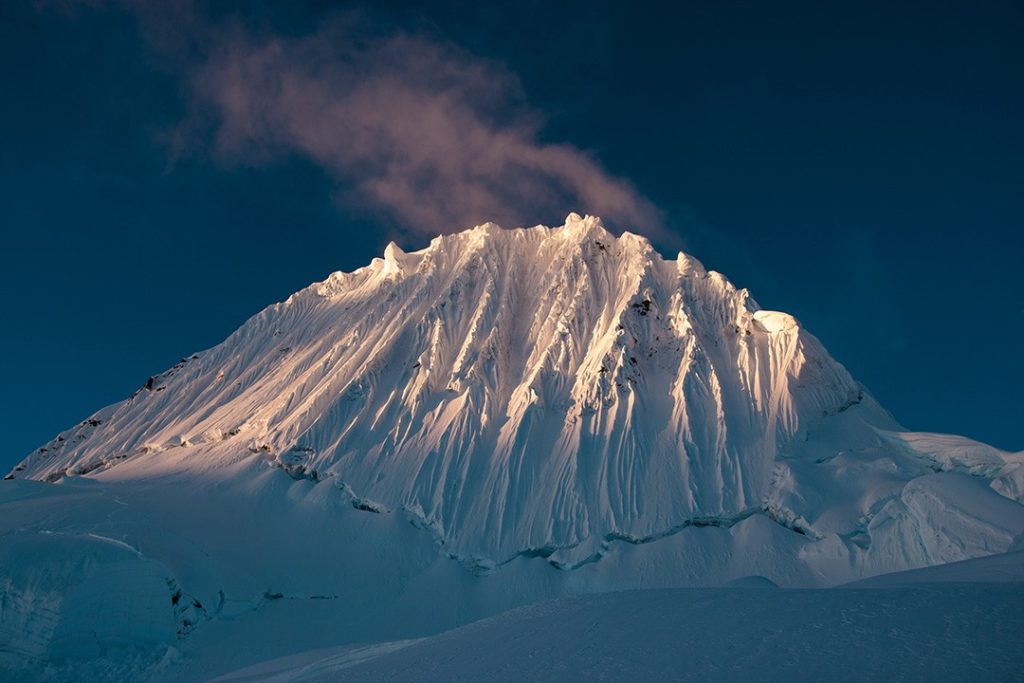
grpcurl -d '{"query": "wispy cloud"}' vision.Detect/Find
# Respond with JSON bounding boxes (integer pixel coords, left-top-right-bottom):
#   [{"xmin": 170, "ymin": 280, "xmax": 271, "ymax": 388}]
[
  {"xmin": 183, "ymin": 19, "xmax": 661, "ymax": 235},
  {"xmin": 57, "ymin": 3, "xmax": 662, "ymax": 236}
]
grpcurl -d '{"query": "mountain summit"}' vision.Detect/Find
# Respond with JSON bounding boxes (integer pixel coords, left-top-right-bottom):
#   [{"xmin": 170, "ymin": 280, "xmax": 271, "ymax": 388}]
[
  {"xmin": 3, "ymin": 216, "xmax": 1023, "ymax": 680},
  {"xmin": 10, "ymin": 214, "xmax": 1023, "ymax": 576}
]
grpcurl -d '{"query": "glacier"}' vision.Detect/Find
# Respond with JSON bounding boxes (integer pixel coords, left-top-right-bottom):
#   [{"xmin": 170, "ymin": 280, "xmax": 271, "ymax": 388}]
[{"xmin": 2, "ymin": 214, "xmax": 1022, "ymax": 681}]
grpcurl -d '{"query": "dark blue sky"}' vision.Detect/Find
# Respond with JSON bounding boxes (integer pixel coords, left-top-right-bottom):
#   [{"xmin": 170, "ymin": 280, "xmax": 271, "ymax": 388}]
[{"xmin": 1, "ymin": 0, "xmax": 1021, "ymax": 473}]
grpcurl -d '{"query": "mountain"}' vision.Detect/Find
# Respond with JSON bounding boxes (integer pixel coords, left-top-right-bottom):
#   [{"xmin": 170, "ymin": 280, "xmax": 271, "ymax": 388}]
[{"xmin": 3, "ymin": 214, "xmax": 1023, "ymax": 681}]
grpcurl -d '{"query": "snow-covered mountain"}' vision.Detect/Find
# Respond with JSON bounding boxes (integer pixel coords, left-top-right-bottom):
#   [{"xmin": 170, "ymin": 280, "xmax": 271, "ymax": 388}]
[
  {"xmin": 10, "ymin": 213, "xmax": 1022, "ymax": 567},
  {"xmin": 2, "ymin": 214, "xmax": 1022, "ymax": 681}
]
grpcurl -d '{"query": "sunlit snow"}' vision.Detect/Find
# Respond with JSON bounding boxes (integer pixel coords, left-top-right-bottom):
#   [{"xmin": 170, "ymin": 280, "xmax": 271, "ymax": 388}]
[{"xmin": 2, "ymin": 216, "xmax": 1022, "ymax": 681}]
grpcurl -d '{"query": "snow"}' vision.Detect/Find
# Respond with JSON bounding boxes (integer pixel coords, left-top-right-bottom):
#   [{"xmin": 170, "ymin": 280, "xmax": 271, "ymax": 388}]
[
  {"xmin": 2, "ymin": 215, "xmax": 1022, "ymax": 680},
  {"xmin": 209, "ymin": 553, "xmax": 1024, "ymax": 682},
  {"xmin": 0, "ymin": 529, "xmax": 179, "ymax": 675},
  {"xmin": 844, "ymin": 548, "xmax": 1024, "ymax": 587}
]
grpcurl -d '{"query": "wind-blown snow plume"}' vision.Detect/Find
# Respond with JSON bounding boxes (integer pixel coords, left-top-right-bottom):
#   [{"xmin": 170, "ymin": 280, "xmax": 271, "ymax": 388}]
[
  {"xmin": 183, "ymin": 21, "xmax": 661, "ymax": 235},
  {"xmin": 47, "ymin": 2, "xmax": 661, "ymax": 235}
]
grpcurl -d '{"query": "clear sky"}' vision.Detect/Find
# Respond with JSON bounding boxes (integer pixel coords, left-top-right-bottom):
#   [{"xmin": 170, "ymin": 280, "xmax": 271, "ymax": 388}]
[{"xmin": 1, "ymin": 0, "xmax": 1021, "ymax": 474}]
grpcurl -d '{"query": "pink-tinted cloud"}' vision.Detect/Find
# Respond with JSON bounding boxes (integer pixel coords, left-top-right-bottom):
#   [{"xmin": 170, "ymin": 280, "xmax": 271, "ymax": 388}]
[
  {"xmin": 54, "ymin": 3, "xmax": 663, "ymax": 236},
  {"xmin": 180, "ymin": 17, "xmax": 663, "ymax": 236}
]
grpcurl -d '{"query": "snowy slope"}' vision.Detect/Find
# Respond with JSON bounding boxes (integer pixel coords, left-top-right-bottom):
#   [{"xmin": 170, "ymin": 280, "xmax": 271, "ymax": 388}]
[
  {"xmin": 3, "ymin": 471, "xmax": 1019, "ymax": 682},
  {"xmin": 210, "ymin": 553, "xmax": 1024, "ymax": 683},
  {"xmin": 3, "ymin": 215, "xmax": 1023, "ymax": 680},
  {"xmin": 211, "ymin": 586, "xmax": 1024, "ymax": 683}
]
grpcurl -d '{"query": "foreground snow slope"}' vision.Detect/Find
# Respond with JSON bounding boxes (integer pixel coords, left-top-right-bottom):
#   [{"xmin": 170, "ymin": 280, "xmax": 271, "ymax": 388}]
[
  {"xmin": 3, "ymin": 215, "xmax": 1022, "ymax": 680},
  {"xmin": 4, "ymin": 469, "xmax": 1020, "ymax": 682},
  {"xmin": 210, "ymin": 552, "xmax": 1024, "ymax": 683}
]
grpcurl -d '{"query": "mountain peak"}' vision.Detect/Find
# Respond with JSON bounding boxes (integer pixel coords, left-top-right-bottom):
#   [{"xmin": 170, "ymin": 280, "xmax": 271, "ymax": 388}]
[
  {"xmin": 10, "ymin": 219, "xmax": 1023, "ymax": 581},
  {"xmin": 561, "ymin": 211, "xmax": 607, "ymax": 237}
]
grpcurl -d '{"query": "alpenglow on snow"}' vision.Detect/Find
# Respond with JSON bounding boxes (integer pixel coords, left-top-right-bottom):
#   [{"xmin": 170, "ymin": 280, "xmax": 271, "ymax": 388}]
[{"xmin": 9, "ymin": 214, "xmax": 1024, "ymax": 576}]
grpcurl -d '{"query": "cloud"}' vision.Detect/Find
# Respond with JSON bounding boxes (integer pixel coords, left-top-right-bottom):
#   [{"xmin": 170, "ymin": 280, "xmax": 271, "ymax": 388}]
[{"xmin": 142, "ymin": 12, "xmax": 660, "ymax": 237}]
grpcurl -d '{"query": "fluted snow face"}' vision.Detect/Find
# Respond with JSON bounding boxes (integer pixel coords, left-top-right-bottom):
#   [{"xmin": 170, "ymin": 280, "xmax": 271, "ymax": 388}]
[{"xmin": 13, "ymin": 214, "xmax": 1009, "ymax": 564}]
